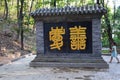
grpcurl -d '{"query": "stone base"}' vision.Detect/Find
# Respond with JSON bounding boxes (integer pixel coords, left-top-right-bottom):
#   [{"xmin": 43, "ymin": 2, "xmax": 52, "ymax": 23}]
[
  {"xmin": 30, "ymin": 62, "xmax": 108, "ymax": 68},
  {"xmin": 30, "ymin": 54, "xmax": 109, "ymax": 68}
]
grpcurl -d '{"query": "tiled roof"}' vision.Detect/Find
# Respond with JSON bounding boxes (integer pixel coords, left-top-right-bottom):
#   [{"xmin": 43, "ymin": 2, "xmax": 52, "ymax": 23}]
[{"xmin": 31, "ymin": 4, "xmax": 106, "ymax": 17}]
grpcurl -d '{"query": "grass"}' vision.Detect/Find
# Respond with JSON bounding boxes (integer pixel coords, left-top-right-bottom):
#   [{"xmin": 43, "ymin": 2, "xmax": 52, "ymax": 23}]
[{"xmin": 102, "ymin": 50, "xmax": 110, "ymax": 54}]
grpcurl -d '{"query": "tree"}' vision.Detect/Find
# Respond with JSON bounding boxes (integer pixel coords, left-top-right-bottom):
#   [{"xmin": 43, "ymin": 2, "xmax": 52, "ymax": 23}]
[
  {"xmin": 53, "ymin": 0, "xmax": 56, "ymax": 7},
  {"xmin": 16, "ymin": 0, "xmax": 20, "ymax": 40},
  {"xmin": 101, "ymin": 0, "xmax": 104, "ymax": 7},
  {"xmin": 114, "ymin": 6, "xmax": 120, "ymax": 45},
  {"xmin": 97, "ymin": 0, "xmax": 100, "ymax": 4},
  {"xmin": 28, "ymin": 0, "xmax": 34, "ymax": 28},
  {"xmin": 104, "ymin": 14, "xmax": 114, "ymax": 49},
  {"xmin": 4, "ymin": 0, "xmax": 8, "ymax": 20},
  {"xmin": 102, "ymin": 1, "xmax": 114, "ymax": 48},
  {"xmin": 19, "ymin": 0, "xmax": 24, "ymax": 50}
]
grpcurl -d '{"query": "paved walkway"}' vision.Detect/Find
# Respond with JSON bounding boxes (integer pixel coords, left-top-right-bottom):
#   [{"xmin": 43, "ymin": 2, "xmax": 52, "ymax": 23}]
[{"xmin": 0, "ymin": 55, "xmax": 120, "ymax": 80}]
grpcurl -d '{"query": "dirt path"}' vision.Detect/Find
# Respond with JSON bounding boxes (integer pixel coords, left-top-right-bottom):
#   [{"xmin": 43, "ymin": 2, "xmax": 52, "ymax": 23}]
[
  {"xmin": 0, "ymin": 55, "xmax": 120, "ymax": 80},
  {"xmin": 0, "ymin": 57, "xmax": 12, "ymax": 66}
]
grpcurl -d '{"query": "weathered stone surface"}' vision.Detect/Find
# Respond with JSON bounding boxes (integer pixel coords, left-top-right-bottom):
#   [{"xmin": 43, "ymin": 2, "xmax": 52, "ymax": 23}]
[
  {"xmin": 30, "ymin": 62, "xmax": 108, "ymax": 68},
  {"xmin": 92, "ymin": 19, "xmax": 102, "ymax": 57},
  {"xmin": 35, "ymin": 21, "xmax": 44, "ymax": 54}
]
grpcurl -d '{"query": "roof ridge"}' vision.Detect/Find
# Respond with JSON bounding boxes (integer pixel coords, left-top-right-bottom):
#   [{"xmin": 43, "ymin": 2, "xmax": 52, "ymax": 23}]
[{"xmin": 31, "ymin": 4, "xmax": 107, "ymax": 17}]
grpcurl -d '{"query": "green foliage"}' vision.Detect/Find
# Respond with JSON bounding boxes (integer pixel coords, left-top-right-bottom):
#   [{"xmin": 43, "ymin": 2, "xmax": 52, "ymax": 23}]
[
  {"xmin": 23, "ymin": 26, "xmax": 31, "ymax": 34},
  {"xmin": 115, "ymin": 7, "xmax": 120, "ymax": 19},
  {"xmin": 102, "ymin": 50, "xmax": 109, "ymax": 54},
  {"xmin": 101, "ymin": 5, "xmax": 117, "ymax": 47},
  {"xmin": 113, "ymin": 7, "xmax": 120, "ymax": 45},
  {"xmin": 35, "ymin": 1, "xmax": 43, "ymax": 9},
  {"xmin": 101, "ymin": 4, "xmax": 120, "ymax": 47}
]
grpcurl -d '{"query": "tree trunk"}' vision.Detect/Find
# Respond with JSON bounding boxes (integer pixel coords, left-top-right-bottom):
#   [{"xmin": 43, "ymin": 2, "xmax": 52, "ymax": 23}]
[
  {"xmin": 17, "ymin": 0, "xmax": 19, "ymax": 19},
  {"xmin": 66, "ymin": 0, "xmax": 68, "ymax": 6},
  {"xmin": 101, "ymin": 0, "xmax": 104, "ymax": 7},
  {"xmin": 96, "ymin": 0, "xmax": 100, "ymax": 4},
  {"xmin": 0, "ymin": 1, "xmax": 1, "ymax": 6},
  {"xmin": 104, "ymin": 14, "xmax": 114, "ymax": 49},
  {"xmin": 53, "ymin": 0, "xmax": 56, "ymax": 7},
  {"xmin": 19, "ymin": 0, "xmax": 24, "ymax": 50},
  {"xmin": 16, "ymin": 0, "xmax": 20, "ymax": 41},
  {"xmin": 4, "ymin": 0, "xmax": 8, "ymax": 20},
  {"xmin": 50, "ymin": 0, "xmax": 56, "ymax": 7},
  {"xmin": 28, "ymin": 0, "xmax": 34, "ymax": 28},
  {"xmin": 43, "ymin": 0, "xmax": 44, "ymax": 7},
  {"xmin": 103, "ymin": 0, "xmax": 114, "ymax": 49},
  {"xmin": 0, "ymin": 38, "xmax": 1, "ymax": 52}
]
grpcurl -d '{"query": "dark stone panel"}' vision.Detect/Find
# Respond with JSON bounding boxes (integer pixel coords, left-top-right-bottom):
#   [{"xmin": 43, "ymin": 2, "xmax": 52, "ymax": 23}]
[{"xmin": 44, "ymin": 21, "xmax": 92, "ymax": 54}]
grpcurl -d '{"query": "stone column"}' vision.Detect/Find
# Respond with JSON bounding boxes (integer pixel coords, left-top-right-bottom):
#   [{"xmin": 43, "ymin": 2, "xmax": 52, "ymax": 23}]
[
  {"xmin": 92, "ymin": 18, "xmax": 102, "ymax": 57},
  {"xmin": 35, "ymin": 21, "xmax": 44, "ymax": 55}
]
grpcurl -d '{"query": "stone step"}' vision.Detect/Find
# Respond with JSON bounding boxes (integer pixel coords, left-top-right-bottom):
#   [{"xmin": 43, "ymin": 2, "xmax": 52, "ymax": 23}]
[
  {"xmin": 30, "ymin": 62, "xmax": 109, "ymax": 68},
  {"xmin": 36, "ymin": 55, "xmax": 102, "ymax": 59},
  {"xmin": 32, "ymin": 57, "xmax": 105, "ymax": 63}
]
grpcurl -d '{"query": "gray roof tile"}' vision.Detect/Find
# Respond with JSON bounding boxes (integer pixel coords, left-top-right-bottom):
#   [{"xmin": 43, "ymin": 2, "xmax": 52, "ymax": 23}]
[{"xmin": 31, "ymin": 4, "xmax": 106, "ymax": 17}]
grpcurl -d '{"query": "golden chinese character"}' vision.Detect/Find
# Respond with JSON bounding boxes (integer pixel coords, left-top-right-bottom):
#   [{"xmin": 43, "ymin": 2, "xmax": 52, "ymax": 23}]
[
  {"xmin": 69, "ymin": 26, "xmax": 87, "ymax": 50},
  {"xmin": 49, "ymin": 27, "xmax": 65, "ymax": 50}
]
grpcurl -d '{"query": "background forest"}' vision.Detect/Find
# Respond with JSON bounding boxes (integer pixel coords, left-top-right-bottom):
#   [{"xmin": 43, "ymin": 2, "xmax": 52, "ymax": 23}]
[{"xmin": 0, "ymin": 0, "xmax": 120, "ymax": 56}]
